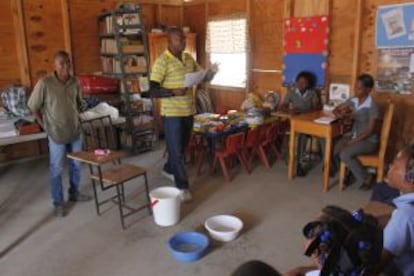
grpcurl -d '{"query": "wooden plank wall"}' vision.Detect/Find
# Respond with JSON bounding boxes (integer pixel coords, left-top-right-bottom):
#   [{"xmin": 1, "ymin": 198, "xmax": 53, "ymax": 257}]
[
  {"xmin": 359, "ymin": 0, "xmax": 414, "ymax": 156},
  {"xmin": 0, "ymin": 1, "xmax": 21, "ymax": 88},
  {"xmin": 183, "ymin": 0, "xmax": 414, "ymax": 157},
  {"xmin": 0, "ymin": 0, "xmax": 182, "ymax": 162},
  {"xmin": 23, "ymin": 0, "xmax": 66, "ymax": 85}
]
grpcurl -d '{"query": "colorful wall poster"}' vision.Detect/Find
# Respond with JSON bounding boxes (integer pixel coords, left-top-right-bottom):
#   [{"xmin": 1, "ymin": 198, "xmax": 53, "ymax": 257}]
[
  {"xmin": 376, "ymin": 3, "xmax": 414, "ymax": 48},
  {"xmin": 376, "ymin": 48, "xmax": 414, "ymax": 94},
  {"xmin": 284, "ymin": 15, "xmax": 329, "ymax": 54},
  {"xmin": 282, "ymin": 53, "xmax": 327, "ymax": 87},
  {"xmin": 282, "ymin": 15, "xmax": 329, "ymax": 87}
]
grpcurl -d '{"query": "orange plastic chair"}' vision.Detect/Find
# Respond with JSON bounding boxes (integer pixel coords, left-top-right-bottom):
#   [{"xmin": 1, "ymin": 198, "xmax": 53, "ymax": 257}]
[{"xmin": 212, "ymin": 132, "xmax": 249, "ymax": 182}]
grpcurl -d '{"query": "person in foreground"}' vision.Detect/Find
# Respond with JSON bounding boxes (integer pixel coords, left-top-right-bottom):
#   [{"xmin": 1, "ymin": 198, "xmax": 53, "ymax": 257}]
[
  {"xmin": 28, "ymin": 50, "xmax": 91, "ymax": 217},
  {"xmin": 286, "ymin": 205, "xmax": 383, "ymax": 276},
  {"xmin": 150, "ymin": 27, "xmax": 217, "ymax": 202},
  {"xmin": 372, "ymin": 144, "xmax": 414, "ymax": 276},
  {"xmin": 232, "ymin": 260, "xmax": 281, "ymax": 276},
  {"xmin": 332, "ymin": 74, "xmax": 380, "ymax": 190}
]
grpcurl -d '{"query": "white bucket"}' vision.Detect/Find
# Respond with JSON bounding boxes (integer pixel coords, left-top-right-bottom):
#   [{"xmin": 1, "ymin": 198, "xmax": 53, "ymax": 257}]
[{"xmin": 150, "ymin": 187, "xmax": 181, "ymax": 227}]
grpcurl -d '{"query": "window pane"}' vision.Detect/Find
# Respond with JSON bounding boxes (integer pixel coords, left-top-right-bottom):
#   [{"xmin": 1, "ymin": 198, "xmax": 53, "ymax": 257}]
[{"xmin": 210, "ymin": 53, "xmax": 247, "ymax": 88}]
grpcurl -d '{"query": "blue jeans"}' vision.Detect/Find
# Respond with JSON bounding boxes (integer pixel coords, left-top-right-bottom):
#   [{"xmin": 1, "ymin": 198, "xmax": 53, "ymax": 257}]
[
  {"xmin": 163, "ymin": 116, "xmax": 193, "ymax": 190},
  {"xmin": 48, "ymin": 136, "xmax": 82, "ymax": 207}
]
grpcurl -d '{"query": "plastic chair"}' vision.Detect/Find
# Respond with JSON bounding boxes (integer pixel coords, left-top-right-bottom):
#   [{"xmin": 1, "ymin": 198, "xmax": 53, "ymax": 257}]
[
  {"xmin": 339, "ymin": 102, "xmax": 395, "ymax": 190},
  {"xmin": 258, "ymin": 123, "xmax": 282, "ymax": 169},
  {"xmin": 244, "ymin": 127, "xmax": 264, "ymax": 171},
  {"xmin": 212, "ymin": 132, "xmax": 249, "ymax": 182}
]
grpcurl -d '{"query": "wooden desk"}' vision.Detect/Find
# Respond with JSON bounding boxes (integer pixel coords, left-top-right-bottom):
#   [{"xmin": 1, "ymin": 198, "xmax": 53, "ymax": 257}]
[
  {"xmin": 67, "ymin": 150, "xmax": 150, "ymax": 229},
  {"xmin": 67, "ymin": 150, "xmax": 128, "ymax": 166},
  {"xmin": 288, "ymin": 111, "xmax": 343, "ymax": 191}
]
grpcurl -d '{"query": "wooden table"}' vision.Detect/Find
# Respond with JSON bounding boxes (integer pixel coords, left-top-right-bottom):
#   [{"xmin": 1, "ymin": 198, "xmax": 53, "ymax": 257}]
[
  {"xmin": 288, "ymin": 111, "xmax": 343, "ymax": 191},
  {"xmin": 0, "ymin": 132, "xmax": 47, "ymax": 147}
]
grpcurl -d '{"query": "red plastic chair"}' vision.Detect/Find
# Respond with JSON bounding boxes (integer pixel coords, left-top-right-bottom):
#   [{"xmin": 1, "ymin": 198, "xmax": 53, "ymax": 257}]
[
  {"xmin": 244, "ymin": 127, "xmax": 263, "ymax": 171},
  {"xmin": 258, "ymin": 123, "xmax": 282, "ymax": 169},
  {"xmin": 212, "ymin": 132, "xmax": 249, "ymax": 182}
]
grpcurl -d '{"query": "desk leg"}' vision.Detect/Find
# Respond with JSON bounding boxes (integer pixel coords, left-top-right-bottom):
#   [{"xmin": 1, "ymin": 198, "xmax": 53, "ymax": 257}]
[
  {"xmin": 88, "ymin": 164, "xmax": 100, "ymax": 215},
  {"xmin": 288, "ymin": 128, "xmax": 296, "ymax": 180},
  {"xmin": 323, "ymin": 135, "xmax": 332, "ymax": 192}
]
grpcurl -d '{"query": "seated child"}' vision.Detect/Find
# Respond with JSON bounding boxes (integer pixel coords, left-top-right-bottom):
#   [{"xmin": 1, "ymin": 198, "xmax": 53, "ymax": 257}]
[
  {"xmin": 375, "ymin": 144, "xmax": 414, "ymax": 276},
  {"xmin": 286, "ymin": 205, "xmax": 383, "ymax": 276}
]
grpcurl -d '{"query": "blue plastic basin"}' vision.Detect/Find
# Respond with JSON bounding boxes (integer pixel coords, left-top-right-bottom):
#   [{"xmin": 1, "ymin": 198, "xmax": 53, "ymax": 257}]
[{"xmin": 168, "ymin": 232, "xmax": 209, "ymax": 263}]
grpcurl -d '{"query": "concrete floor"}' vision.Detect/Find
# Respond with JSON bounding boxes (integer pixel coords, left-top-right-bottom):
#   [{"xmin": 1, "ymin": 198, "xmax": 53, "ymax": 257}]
[{"xmin": 0, "ymin": 147, "xmax": 370, "ymax": 276}]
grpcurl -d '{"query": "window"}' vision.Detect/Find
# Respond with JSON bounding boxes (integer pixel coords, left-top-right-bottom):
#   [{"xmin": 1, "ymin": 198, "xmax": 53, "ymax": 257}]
[{"xmin": 206, "ymin": 15, "xmax": 248, "ymax": 88}]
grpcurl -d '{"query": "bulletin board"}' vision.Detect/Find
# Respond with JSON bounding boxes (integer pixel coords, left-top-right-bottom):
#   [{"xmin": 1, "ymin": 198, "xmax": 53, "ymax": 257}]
[
  {"xmin": 376, "ymin": 3, "xmax": 414, "ymax": 49},
  {"xmin": 282, "ymin": 15, "xmax": 329, "ymax": 87},
  {"xmin": 376, "ymin": 48, "xmax": 413, "ymax": 94}
]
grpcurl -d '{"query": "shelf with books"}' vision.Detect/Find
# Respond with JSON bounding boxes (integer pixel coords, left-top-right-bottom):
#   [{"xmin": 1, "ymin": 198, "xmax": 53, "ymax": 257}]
[
  {"xmin": 97, "ymin": 9, "xmax": 141, "ymax": 20},
  {"xmin": 98, "ymin": 7, "xmax": 157, "ymax": 153}
]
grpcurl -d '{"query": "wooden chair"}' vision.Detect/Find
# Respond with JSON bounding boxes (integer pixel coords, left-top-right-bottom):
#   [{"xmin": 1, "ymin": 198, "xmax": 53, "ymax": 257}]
[
  {"xmin": 212, "ymin": 132, "xmax": 249, "ymax": 182},
  {"xmin": 80, "ymin": 115, "xmax": 116, "ymax": 150},
  {"xmin": 90, "ymin": 162, "xmax": 151, "ymax": 230},
  {"xmin": 78, "ymin": 116, "xmax": 151, "ymax": 229},
  {"xmin": 339, "ymin": 102, "xmax": 395, "ymax": 190}
]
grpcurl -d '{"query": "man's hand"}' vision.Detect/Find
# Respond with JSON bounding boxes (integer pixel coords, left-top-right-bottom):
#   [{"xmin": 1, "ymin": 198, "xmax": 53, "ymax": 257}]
[{"xmin": 172, "ymin": 88, "xmax": 188, "ymax": 96}]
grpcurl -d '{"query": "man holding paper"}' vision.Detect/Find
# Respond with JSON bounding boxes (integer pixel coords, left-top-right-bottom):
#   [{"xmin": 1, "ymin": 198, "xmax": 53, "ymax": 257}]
[{"xmin": 150, "ymin": 27, "xmax": 217, "ymax": 202}]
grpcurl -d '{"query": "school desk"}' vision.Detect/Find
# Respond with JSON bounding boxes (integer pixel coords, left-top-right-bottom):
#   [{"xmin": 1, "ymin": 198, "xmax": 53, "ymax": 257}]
[{"xmin": 288, "ymin": 111, "xmax": 343, "ymax": 192}]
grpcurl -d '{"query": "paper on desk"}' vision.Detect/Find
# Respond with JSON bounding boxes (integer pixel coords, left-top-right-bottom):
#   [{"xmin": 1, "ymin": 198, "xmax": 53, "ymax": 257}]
[
  {"xmin": 314, "ymin": 116, "xmax": 338, "ymax": 125},
  {"xmin": 184, "ymin": 70, "xmax": 207, "ymax": 87}
]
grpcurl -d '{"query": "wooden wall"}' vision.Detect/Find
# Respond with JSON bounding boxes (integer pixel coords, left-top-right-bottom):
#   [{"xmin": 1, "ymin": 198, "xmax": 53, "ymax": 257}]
[
  {"xmin": 0, "ymin": 1, "xmax": 20, "ymax": 88},
  {"xmin": 359, "ymin": 0, "xmax": 414, "ymax": 155},
  {"xmin": 0, "ymin": 0, "xmax": 183, "ymax": 88},
  {"xmin": 0, "ymin": 0, "xmax": 182, "ymax": 162},
  {"xmin": 183, "ymin": 0, "xmax": 414, "ymax": 157}
]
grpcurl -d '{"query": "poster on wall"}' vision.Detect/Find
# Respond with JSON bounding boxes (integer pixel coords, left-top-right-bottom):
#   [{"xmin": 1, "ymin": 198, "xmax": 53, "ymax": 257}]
[
  {"xmin": 282, "ymin": 15, "xmax": 329, "ymax": 87},
  {"xmin": 376, "ymin": 48, "xmax": 414, "ymax": 94},
  {"xmin": 376, "ymin": 3, "xmax": 414, "ymax": 48}
]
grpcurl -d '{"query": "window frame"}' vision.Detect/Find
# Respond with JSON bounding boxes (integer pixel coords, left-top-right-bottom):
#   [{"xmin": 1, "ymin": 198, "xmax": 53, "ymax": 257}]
[{"xmin": 206, "ymin": 15, "xmax": 249, "ymax": 92}]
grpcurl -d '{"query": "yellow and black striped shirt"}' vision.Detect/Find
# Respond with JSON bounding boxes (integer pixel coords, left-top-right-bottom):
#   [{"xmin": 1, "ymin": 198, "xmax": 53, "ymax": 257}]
[{"xmin": 150, "ymin": 50, "xmax": 201, "ymax": 117}]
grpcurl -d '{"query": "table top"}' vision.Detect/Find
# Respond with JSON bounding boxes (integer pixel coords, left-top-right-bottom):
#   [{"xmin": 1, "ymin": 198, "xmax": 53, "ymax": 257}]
[
  {"xmin": 67, "ymin": 150, "xmax": 128, "ymax": 165},
  {"xmin": 291, "ymin": 110, "xmax": 336, "ymax": 122},
  {"xmin": 271, "ymin": 111, "xmax": 293, "ymax": 119},
  {"xmin": 0, "ymin": 132, "xmax": 47, "ymax": 146}
]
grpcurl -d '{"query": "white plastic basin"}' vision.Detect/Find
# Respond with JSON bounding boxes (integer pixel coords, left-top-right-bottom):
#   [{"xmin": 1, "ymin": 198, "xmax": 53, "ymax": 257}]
[{"xmin": 204, "ymin": 215, "xmax": 243, "ymax": 242}]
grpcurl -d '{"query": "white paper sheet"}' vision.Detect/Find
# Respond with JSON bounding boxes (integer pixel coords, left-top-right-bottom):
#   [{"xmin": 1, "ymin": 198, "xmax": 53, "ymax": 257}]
[
  {"xmin": 184, "ymin": 71, "xmax": 207, "ymax": 87},
  {"xmin": 314, "ymin": 116, "xmax": 338, "ymax": 125}
]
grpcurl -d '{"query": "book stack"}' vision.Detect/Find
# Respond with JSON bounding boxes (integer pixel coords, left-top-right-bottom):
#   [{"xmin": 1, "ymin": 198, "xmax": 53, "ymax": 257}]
[
  {"xmin": 101, "ymin": 38, "xmax": 144, "ymax": 54},
  {"xmin": 120, "ymin": 77, "xmax": 150, "ymax": 93},
  {"xmin": 101, "ymin": 57, "xmax": 122, "ymax": 74},
  {"xmin": 101, "ymin": 56, "xmax": 147, "ymax": 74},
  {"xmin": 100, "ymin": 14, "xmax": 141, "ymax": 35}
]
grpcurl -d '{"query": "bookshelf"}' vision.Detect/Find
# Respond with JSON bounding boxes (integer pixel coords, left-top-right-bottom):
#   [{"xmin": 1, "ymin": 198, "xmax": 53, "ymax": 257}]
[{"xmin": 98, "ymin": 5, "xmax": 157, "ymax": 153}]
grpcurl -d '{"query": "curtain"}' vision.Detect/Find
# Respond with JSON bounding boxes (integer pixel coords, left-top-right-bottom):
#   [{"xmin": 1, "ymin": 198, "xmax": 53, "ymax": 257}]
[{"xmin": 206, "ymin": 14, "xmax": 249, "ymax": 54}]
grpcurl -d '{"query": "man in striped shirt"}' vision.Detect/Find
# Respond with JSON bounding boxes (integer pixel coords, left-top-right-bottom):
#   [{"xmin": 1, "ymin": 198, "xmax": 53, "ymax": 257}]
[{"xmin": 150, "ymin": 27, "xmax": 217, "ymax": 202}]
